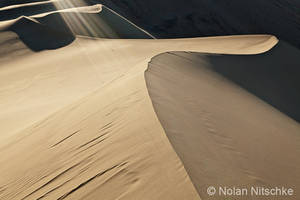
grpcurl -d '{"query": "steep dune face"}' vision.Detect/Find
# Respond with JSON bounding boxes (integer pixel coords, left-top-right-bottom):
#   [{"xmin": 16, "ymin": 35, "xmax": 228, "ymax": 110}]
[
  {"xmin": 206, "ymin": 42, "xmax": 300, "ymax": 122},
  {"xmin": 145, "ymin": 43, "xmax": 300, "ymax": 199},
  {"xmin": 0, "ymin": 58, "xmax": 200, "ymax": 200},
  {"xmin": 97, "ymin": 0, "xmax": 300, "ymax": 48},
  {"xmin": 0, "ymin": 1, "xmax": 298, "ymax": 200},
  {"xmin": 0, "ymin": 33, "xmax": 278, "ymax": 140},
  {"xmin": 0, "ymin": 19, "xmax": 279, "ymax": 199}
]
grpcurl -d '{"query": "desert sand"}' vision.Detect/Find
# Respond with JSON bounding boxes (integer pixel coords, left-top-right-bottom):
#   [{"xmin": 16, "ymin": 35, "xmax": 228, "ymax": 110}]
[
  {"xmin": 145, "ymin": 42, "xmax": 300, "ymax": 200},
  {"xmin": 0, "ymin": 2, "xmax": 299, "ymax": 200}
]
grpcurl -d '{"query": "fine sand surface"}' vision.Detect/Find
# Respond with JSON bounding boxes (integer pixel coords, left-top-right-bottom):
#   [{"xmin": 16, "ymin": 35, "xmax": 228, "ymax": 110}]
[
  {"xmin": 0, "ymin": 3, "xmax": 298, "ymax": 200},
  {"xmin": 145, "ymin": 43, "xmax": 300, "ymax": 199}
]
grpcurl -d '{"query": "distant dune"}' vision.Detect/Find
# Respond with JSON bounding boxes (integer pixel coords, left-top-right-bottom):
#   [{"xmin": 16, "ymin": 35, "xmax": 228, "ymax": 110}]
[
  {"xmin": 1, "ymin": 4, "xmax": 152, "ymax": 52},
  {"xmin": 97, "ymin": 0, "xmax": 300, "ymax": 49},
  {"xmin": 0, "ymin": 1, "xmax": 299, "ymax": 200},
  {"xmin": 2, "ymin": 0, "xmax": 299, "ymax": 48}
]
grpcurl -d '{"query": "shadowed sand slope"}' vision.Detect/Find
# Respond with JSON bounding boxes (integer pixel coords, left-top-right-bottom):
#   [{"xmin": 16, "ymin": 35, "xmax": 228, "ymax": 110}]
[
  {"xmin": 207, "ymin": 42, "xmax": 300, "ymax": 122},
  {"xmin": 145, "ymin": 43, "xmax": 300, "ymax": 199},
  {"xmin": 2, "ymin": 1, "xmax": 297, "ymax": 199},
  {"xmin": 8, "ymin": 16, "xmax": 75, "ymax": 51},
  {"xmin": 0, "ymin": 32, "xmax": 278, "ymax": 199}
]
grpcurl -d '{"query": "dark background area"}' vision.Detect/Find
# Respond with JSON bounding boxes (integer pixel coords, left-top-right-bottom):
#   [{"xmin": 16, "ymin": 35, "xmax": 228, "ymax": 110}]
[
  {"xmin": 1, "ymin": 0, "xmax": 300, "ymax": 48},
  {"xmin": 95, "ymin": 0, "xmax": 300, "ymax": 49}
]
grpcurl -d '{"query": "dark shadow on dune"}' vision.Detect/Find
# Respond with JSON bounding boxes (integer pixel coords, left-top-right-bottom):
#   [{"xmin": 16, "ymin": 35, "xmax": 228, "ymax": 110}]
[
  {"xmin": 145, "ymin": 43, "xmax": 300, "ymax": 199},
  {"xmin": 5, "ymin": 5, "xmax": 152, "ymax": 51},
  {"xmin": 8, "ymin": 16, "xmax": 75, "ymax": 52},
  {"xmin": 31, "ymin": 6, "xmax": 153, "ymax": 39},
  {"xmin": 147, "ymin": 41, "xmax": 300, "ymax": 122},
  {"xmin": 94, "ymin": 0, "xmax": 300, "ymax": 49},
  {"xmin": 205, "ymin": 42, "xmax": 300, "ymax": 122},
  {"xmin": 95, "ymin": 6, "xmax": 153, "ymax": 39}
]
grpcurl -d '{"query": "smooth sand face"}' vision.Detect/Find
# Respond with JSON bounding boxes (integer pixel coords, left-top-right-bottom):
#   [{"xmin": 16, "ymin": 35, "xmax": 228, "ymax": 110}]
[
  {"xmin": 0, "ymin": 34, "xmax": 278, "ymax": 140},
  {"xmin": 145, "ymin": 47, "xmax": 300, "ymax": 200},
  {"xmin": 1, "ymin": 3, "xmax": 296, "ymax": 200},
  {"xmin": 0, "ymin": 33, "xmax": 279, "ymax": 199}
]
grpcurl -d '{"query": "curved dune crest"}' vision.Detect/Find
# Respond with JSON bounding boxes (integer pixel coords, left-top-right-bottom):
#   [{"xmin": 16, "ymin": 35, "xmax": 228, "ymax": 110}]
[
  {"xmin": 145, "ymin": 42, "xmax": 300, "ymax": 199},
  {"xmin": 0, "ymin": 3, "xmax": 293, "ymax": 200},
  {"xmin": 0, "ymin": 33, "xmax": 280, "ymax": 199}
]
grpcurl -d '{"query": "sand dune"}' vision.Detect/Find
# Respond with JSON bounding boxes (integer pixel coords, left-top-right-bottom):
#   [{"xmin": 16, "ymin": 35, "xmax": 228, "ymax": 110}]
[
  {"xmin": 97, "ymin": 0, "xmax": 300, "ymax": 49},
  {"xmin": 0, "ymin": 2, "xmax": 299, "ymax": 200},
  {"xmin": 0, "ymin": 33, "xmax": 278, "ymax": 139},
  {"xmin": 1, "ymin": 4, "xmax": 153, "ymax": 45},
  {"xmin": 145, "ymin": 42, "xmax": 300, "ymax": 199},
  {"xmin": 4, "ymin": 0, "xmax": 299, "ymax": 50},
  {"xmin": 0, "ymin": 34, "xmax": 280, "ymax": 200},
  {"xmin": 2, "ymin": 0, "xmax": 299, "ymax": 46}
]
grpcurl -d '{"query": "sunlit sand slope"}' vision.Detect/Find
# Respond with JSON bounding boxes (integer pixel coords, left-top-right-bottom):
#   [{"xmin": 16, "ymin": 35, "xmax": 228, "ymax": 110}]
[
  {"xmin": 0, "ymin": 2, "xmax": 284, "ymax": 199},
  {"xmin": 0, "ymin": 32, "xmax": 278, "ymax": 199},
  {"xmin": 0, "ymin": 31, "xmax": 277, "ymax": 139},
  {"xmin": 145, "ymin": 42, "xmax": 300, "ymax": 200}
]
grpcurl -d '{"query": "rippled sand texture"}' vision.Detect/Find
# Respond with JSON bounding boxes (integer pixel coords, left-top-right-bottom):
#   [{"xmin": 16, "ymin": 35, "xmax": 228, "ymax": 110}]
[{"xmin": 1, "ymin": 1, "xmax": 299, "ymax": 200}]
